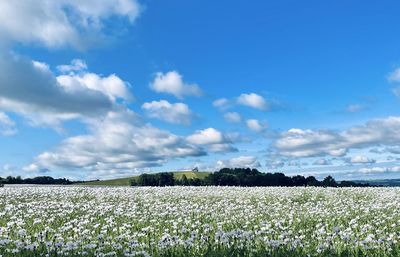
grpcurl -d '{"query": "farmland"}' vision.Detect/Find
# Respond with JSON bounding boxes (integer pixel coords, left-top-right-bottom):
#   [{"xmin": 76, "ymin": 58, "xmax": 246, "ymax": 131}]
[
  {"xmin": 79, "ymin": 172, "xmax": 211, "ymax": 186},
  {"xmin": 0, "ymin": 186, "xmax": 399, "ymax": 256}
]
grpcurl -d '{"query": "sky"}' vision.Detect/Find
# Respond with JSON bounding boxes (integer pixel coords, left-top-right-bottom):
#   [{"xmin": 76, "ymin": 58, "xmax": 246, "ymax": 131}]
[{"xmin": 1, "ymin": 0, "xmax": 400, "ymax": 181}]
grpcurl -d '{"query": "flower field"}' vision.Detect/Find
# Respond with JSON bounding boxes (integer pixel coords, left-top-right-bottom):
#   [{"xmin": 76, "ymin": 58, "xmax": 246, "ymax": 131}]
[{"xmin": 0, "ymin": 186, "xmax": 399, "ymax": 257}]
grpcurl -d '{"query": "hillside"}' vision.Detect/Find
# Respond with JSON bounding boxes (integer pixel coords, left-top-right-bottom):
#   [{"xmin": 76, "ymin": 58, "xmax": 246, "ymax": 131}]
[
  {"xmin": 78, "ymin": 171, "xmax": 211, "ymax": 186},
  {"xmin": 352, "ymin": 179, "xmax": 400, "ymax": 187}
]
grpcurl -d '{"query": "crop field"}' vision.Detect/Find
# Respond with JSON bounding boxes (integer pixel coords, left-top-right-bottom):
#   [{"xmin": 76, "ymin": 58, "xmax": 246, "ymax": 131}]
[
  {"xmin": 79, "ymin": 172, "xmax": 210, "ymax": 186},
  {"xmin": 0, "ymin": 186, "xmax": 399, "ymax": 257}
]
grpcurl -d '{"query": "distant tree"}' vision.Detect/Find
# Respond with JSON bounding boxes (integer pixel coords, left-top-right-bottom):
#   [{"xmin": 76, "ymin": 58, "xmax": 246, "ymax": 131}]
[
  {"xmin": 181, "ymin": 174, "xmax": 189, "ymax": 186},
  {"xmin": 157, "ymin": 172, "xmax": 175, "ymax": 186},
  {"xmin": 322, "ymin": 176, "xmax": 337, "ymax": 187},
  {"xmin": 305, "ymin": 176, "xmax": 320, "ymax": 186},
  {"xmin": 292, "ymin": 175, "xmax": 307, "ymax": 186},
  {"xmin": 130, "ymin": 178, "xmax": 138, "ymax": 187},
  {"xmin": 137, "ymin": 174, "xmax": 157, "ymax": 186}
]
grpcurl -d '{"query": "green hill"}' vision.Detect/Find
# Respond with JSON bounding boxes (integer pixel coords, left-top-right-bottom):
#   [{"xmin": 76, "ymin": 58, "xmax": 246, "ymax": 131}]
[{"xmin": 78, "ymin": 171, "xmax": 211, "ymax": 186}]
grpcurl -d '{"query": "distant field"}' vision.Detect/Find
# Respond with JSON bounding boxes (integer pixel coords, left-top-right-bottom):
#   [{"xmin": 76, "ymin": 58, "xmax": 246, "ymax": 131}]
[{"xmin": 78, "ymin": 171, "xmax": 211, "ymax": 186}]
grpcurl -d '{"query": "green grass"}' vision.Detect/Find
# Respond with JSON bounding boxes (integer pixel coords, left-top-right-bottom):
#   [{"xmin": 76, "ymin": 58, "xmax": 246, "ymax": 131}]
[{"xmin": 78, "ymin": 171, "xmax": 211, "ymax": 186}]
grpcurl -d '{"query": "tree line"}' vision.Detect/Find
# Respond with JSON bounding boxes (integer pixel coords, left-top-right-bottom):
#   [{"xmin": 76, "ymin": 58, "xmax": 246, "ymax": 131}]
[
  {"xmin": 0, "ymin": 176, "xmax": 73, "ymax": 185},
  {"xmin": 131, "ymin": 168, "xmax": 371, "ymax": 187}
]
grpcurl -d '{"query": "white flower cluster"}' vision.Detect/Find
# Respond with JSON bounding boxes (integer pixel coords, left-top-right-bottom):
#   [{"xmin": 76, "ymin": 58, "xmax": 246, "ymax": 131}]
[{"xmin": 0, "ymin": 186, "xmax": 399, "ymax": 256}]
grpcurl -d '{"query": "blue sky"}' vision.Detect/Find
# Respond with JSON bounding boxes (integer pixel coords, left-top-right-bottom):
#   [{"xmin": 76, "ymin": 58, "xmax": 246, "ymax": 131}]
[{"xmin": 1, "ymin": 0, "xmax": 400, "ymax": 180}]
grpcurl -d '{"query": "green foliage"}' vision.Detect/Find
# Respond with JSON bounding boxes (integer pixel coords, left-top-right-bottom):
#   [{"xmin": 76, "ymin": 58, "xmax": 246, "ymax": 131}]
[{"xmin": 0, "ymin": 176, "xmax": 72, "ymax": 185}]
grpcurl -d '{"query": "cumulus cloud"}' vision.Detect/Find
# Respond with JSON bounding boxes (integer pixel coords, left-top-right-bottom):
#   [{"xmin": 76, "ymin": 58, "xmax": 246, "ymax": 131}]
[
  {"xmin": 272, "ymin": 116, "xmax": 400, "ymax": 158},
  {"xmin": 237, "ymin": 93, "xmax": 268, "ymax": 111},
  {"xmin": 224, "ymin": 112, "xmax": 241, "ymax": 123},
  {"xmin": 27, "ymin": 110, "xmax": 205, "ymax": 177},
  {"xmin": 0, "ymin": 112, "xmax": 17, "ymax": 136},
  {"xmin": 246, "ymin": 119, "xmax": 267, "ymax": 132},
  {"xmin": 0, "ymin": 55, "xmax": 110, "ymax": 117},
  {"xmin": 0, "ymin": 54, "xmax": 132, "ymax": 129},
  {"xmin": 0, "ymin": 0, "xmax": 141, "ymax": 49},
  {"xmin": 57, "ymin": 62, "xmax": 133, "ymax": 102},
  {"xmin": 346, "ymin": 155, "xmax": 376, "ymax": 164},
  {"xmin": 150, "ymin": 71, "xmax": 203, "ymax": 99},
  {"xmin": 186, "ymin": 128, "xmax": 237, "ymax": 153},
  {"xmin": 186, "ymin": 128, "xmax": 224, "ymax": 145},
  {"xmin": 142, "ymin": 100, "xmax": 194, "ymax": 125}
]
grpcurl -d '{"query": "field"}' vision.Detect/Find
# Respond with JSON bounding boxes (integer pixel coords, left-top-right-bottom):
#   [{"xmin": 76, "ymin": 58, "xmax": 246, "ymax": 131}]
[
  {"xmin": 0, "ymin": 186, "xmax": 400, "ymax": 257},
  {"xmin": 79, "ymin": 172, "xmax": 211, "ymax": 186}
]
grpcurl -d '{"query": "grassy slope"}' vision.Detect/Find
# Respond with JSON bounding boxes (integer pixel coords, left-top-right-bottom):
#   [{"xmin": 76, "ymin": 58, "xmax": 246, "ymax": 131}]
[{"xmin": 78, "ymin": 171, "xmax": 211, "ymax": 186}]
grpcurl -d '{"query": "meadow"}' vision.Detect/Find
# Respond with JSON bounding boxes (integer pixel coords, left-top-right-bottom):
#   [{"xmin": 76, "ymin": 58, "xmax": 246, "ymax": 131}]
[{"xmin": 0, "ymin": 186, "xmax": 399, "ymax": 257}]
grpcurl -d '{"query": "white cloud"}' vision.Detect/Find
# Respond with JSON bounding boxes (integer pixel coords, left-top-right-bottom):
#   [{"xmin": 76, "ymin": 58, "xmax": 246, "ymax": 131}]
[
  {"xmin": 22, "ymin": 163, "xmax": 49, "ymax": 174},
  {"xmin": 187, "ymin": 128, "xmax": 224, "ymax": 145},
  {"xmin": 0, "ymin": 164, "xmax": 18, "ymax": 177},
  {"xmin": 347, "ymin": 155, "xmax": 376, "ymax": 164},
  {"xmin": 228, "ymin": 156, "xmax": 261, "ymax": 168},
  {"xmin": 0, "ymin": 112, "xmax": 17, "ymax": 136},
  {"xmin": 142, "ymin": 100, "xmax": 193, "ymax": 125},
  {"xmin": 57, "ymin": 69, "xmax": 133, "ymax": 102},
  {"xmin": 57, "ymin": 59, "xmax": 88, "ymax": 74},
  {"xmin": 246, "ymin": 119, "xmax": 267, "ymax": 132},
  {"xmin": 213, "ymin": 98, "xmax": 230, "ymax": 109},
  {"xmin": 313, "ymin": 158, "xmax": 331, "ymax": 166},
  {"xmin": 237, "ymin": 93, "xmax": 268, "ymax": 110},
  {"xmin": 186, "ymin": 128, "xmax": 237, "ymax": 153},
  {"xmin": 184, "ymin": 156, "xmax": 260, "ymax": 171},
  {"xmin": 0, "ymin": 0, "xmax": 141, "ymax": 49},
  {"xmin": 150, "ymin": 71, "xmax": 202, "ymax": 99},
  {"xmin": 27, "ymin": 110, "xmax": 206, "ymax": 178},
  {"xmin": 388, "ymin": 68, "xmax": 400, "ymax": 83},
  {"xmin": 0, "ymin": 54, "xmax": 132, "ymax": 129},
  {"xmin": 224, "ymin": 112, "xmax": 241, "ymax": 123},
  {"xmin": 272, "ymin": 116, "xmax": 400, "ymax": 158}
]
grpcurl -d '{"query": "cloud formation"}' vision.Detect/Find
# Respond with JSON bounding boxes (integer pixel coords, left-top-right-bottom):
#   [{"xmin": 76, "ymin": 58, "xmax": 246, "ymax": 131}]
[
  {"xmin": 186, "ymin": 128, "xmax": 237, "ymax": 153},
  {"xmin": 28, "ymin": 110, "xmax": 205, "ymax": 177},
  {"xmin": 272, "ymin": 116, "xmax": 400, "ymax": 158},
  {"xmin": 0, "ymin": 112, "xmax": 17, "ymax": 136},
  {"xmin": 227, "ymin": 156, "xmax": 261, "ymax": 168},
  {"xmin": 347, "ymin": 155, "xmax": 376, "ymax": 164},
  {"xmin": 150, "ymin": 71, "xmax": 203, "ymax": 99},
  {"xmin": 224, "ymin": 112, "xmax": 241, "ymax": 123},
  {"xmin": 0, "ymin": 54, "xmax": 131, "ymax": 129},
  {"xmin": 142, "ymin": 100, "xmax": 194, "ymax": 125},
  {"xmin": 313, "ymin": 158, "xmax": 331, "ymax": 166},
  {"xmin": 213, "ymin": 98, "xmax": 230, "ymax": 109},
  {"xmin": 246, "ymin": 119, "xmax": 267, "ymax": 132},
  {"xmin": 0, "ymin": 0, "xmax": 141, "ymax": 49},
  {"xmin": 237, "ymin": 93, "xmax": 268, "ymax": 110}
]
